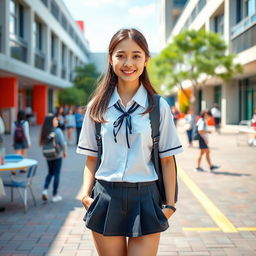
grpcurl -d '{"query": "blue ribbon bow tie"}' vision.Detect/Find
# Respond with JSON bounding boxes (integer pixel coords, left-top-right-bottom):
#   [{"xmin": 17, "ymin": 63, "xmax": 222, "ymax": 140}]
[{"xmin": 113, "ymin": 101, "xmax": 139, "ymax": 148}]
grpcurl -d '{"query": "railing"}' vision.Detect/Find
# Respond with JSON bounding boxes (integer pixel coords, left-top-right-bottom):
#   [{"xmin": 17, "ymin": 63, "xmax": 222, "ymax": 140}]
[
  {"xmin": 34, "ymin": 50, "xmax": 45, "ymax": 70},
  {"xmin": 231, "ymin": 14, "xmax": 256, "ymax": 39},
  {"xmin": 50, "ymin": 60, "xmax": 57, "ymax": 75},
  {"xmin": 61, "ymin": 68, "xmax": 66, "ymax": 79},
  {"xmin": 9, "ymin": 36, "xmax": 27, "ymax": 63}
]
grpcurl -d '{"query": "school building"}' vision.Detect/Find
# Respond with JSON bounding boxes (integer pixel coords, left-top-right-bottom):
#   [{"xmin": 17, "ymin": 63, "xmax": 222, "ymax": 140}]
[
  {"xmin": 160, "ymin": 0, "xmax": 256, "ymax": 125},
  {"xmin": 0, "ymin": 0, "xmax": 90, "ymax": 131}
]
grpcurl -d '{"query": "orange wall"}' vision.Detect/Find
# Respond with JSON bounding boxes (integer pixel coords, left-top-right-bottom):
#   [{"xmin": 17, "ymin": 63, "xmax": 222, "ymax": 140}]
[
  {"xmin": 33, "ymin": 85, "xmax": 48, "ymax": 125},
  {"xmin": 0, "ymin": 77, "xmax": 18, "ymax": 112}
]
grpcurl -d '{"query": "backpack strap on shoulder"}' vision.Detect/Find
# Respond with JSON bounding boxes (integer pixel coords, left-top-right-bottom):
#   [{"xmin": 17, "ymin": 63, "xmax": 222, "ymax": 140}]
[
  {"xmin": 149, "ymin": 94, "xmax": 178, "ymax": 204},
  {"xmin": 95, "ymin": 122, "xmax": 102, "ymax": 172}
]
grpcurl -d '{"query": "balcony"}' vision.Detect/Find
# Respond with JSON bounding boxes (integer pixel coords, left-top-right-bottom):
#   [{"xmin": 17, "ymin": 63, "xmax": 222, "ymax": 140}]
[
  {"xmin": 50, "ymin": 60, "xmax": 57, "ymax": 75},
  {"xmin": 9, "ymin": 36, "xmax": 27, "ymax": 63},
  {"xmin": 34, "ymin": 50, "xmax": 45, "ymax": 70},
  {"xmin": 231, "ymin": 14, "xmax": 256, "ymax": 39}
]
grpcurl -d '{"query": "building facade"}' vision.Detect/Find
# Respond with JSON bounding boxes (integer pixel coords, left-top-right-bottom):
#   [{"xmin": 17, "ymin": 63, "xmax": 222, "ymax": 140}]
[
  {"xmin": 162, "ymin": 0, "xmax": 256, "ymax": 125},
  {"xmin": 0, "ymin": 0, "xmax": 90, "ymax": 129}
]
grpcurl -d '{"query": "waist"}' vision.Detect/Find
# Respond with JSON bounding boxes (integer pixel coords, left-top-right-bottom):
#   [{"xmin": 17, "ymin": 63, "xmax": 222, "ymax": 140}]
[{"xmin": 96, "ymin": 179, "xmax": 156, "ymax": 188}]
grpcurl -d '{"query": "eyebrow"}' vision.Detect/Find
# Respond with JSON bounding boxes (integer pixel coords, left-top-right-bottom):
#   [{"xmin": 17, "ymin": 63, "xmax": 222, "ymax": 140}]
[{"xmin": 115, "ymin": 50, "xmax": 143, "ymax": 54}]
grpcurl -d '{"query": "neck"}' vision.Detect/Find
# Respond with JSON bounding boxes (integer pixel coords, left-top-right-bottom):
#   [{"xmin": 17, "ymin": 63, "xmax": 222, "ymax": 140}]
[{"xmin": 117, "ymin": 80, "xmax": 140, "ymax": 106}]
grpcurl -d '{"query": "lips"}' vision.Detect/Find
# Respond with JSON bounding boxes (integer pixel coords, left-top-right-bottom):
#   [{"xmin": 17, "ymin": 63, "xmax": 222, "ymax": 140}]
[{"xmin": 121, "ymin": 70, "xmax": 136, "ymax": 75}]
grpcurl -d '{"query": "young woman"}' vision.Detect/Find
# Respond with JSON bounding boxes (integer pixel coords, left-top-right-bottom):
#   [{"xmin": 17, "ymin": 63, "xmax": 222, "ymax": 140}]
[
  {"xmin": 12, "ymin": 110, "xmax": 31, "ymax": 156},
  {"xmin": 77, "ymin": 28, "xmax": 183, "ymax": 256},
  {"xmin": 40, "ymin": 114, "xmax": 67, "ymax": 202},
  {"xmin": 184, "ymin": 108, "xmax": 196, "ymax": 147},
  {"xmin": 65, "ymin": 108, "xmax": 76, "ymax": 145},
  {"xmin": 55, "ymin": 106, "xmax": 66, "ymax": 131},
  {"xmin": 194, "ymin": 110, "xmax": 219, "ymax": 172}
]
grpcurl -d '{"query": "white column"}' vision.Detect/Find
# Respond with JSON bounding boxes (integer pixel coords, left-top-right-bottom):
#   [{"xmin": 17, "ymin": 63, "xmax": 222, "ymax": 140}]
[
  {"xmin": 56, "ymin": 37, "xmax": 61, "ymax": 77},
  {"xmin": 224, "ymin": 0, "xmax": 231, "ymax": 54},
  {"xmin": 26, "ymin": 6, "xmax": 34, "ymax": 65},
  {"xmin": 1, "ymin": 0, "xmax": 10, "ymax": 56},
  {"xmin": 45, "ymin": 25, "xmax": 51, "ymax": 72}
]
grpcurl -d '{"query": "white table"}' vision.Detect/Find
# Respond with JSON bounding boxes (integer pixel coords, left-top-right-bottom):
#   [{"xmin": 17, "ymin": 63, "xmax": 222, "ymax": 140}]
[{"xmin": 0, "ymin": 159, "xmax": 38, "ymax": 172}]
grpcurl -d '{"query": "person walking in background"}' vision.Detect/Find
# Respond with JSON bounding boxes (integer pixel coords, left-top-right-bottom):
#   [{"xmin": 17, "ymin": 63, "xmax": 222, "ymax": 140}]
[
  {"xmin": 65, "ymin": 108, "xmax": 76, "ymax": 145},
  {"xmin": 77, "ymin": 28, "xmax": 183, "ymax": 256},
  {"xmin": 40, "ymin": 114, "xmax": 67, "ymax": 203},
  {"xmin": 74, "ymin": 106, "xmax": 84, "ymax": 145},
  {"xmin": 184, "ymin": 108, "xmax": 196, "ymax": 147},
  {"xmin": 194, "ymin": 110, "xmax": 219, "ymax": 172},
  {"xmin": 12, "ymin": 110, "xmax": 31, "ymax": 173},
  {"xmin": 171, "ymin": 106, "xmax": 180, "ymax": 126},
  {"xmin": 55, "ymin": 106, "xmax": 66, "ymax": 131},
  {"xmin": 211, "ymin": 103, "xmax": 221, "ymax": 133}
]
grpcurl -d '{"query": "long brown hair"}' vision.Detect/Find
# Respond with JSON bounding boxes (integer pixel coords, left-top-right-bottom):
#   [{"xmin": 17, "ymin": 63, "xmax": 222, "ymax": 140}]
[{"xmin": 89, "ymin": 28, "xmax": 157, "ymax": 123}]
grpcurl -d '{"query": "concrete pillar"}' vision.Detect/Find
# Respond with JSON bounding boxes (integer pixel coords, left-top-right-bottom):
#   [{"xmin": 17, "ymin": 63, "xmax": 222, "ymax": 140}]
[
  {"xmin": 224, "ymin": 0, "xmax": 231, "ymax": 53},
  {"xmin": 26, "ymin": 6, "xmax": 34, "ymax": 65},
  {"xmin": 56, "ymin": 37, "xmax": 61, "ymax": 77},
  {"xmin": 0, "ymin": 0, "xmax": 10, "ymax": 56},
  {"xmin": 33, "ymin": 85, "xmax": 48, "ymax": 125},
  {"xmin": 45, "ymin": 25, "xmax": 51, "ymax": 73},
  {"xmin": 0, "ymin": 77, "xmax": 18, "ymax": 132}
]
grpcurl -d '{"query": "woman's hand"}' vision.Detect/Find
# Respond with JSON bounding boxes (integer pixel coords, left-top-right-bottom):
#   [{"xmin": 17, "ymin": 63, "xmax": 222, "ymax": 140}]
[
  {"xmin": 82, "ymin": 195, "xmax": 94, "ymax": 210},
  {"xmin": 162, "ymin": 208, "xmax": 175, "ymax": 220}
]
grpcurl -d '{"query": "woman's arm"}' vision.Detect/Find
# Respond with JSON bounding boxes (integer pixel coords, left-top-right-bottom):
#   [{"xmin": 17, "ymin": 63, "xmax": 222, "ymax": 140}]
[
  {"xmin": 81, "ymin": 156, "xmax": 97, "ymax": 210},
  {"xmin": 161, "ymin": 155, "xmax": 176, "ymax": 219}
]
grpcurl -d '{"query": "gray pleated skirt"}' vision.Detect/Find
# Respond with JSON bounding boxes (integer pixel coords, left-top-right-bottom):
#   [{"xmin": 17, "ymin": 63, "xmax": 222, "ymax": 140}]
[{"xmin": 84, "ymin": 179, "xmax": 169, "ymax": 237}]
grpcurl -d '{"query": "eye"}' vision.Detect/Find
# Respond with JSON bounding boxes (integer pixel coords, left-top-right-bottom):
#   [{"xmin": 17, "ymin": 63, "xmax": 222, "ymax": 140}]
[
  {"xmin": 116, "ymin": 54, "xmax": 123, "ymax": 58},
  {"xmin": 133, "ymin": 55, "xmax": 141, "ymax": 59}
]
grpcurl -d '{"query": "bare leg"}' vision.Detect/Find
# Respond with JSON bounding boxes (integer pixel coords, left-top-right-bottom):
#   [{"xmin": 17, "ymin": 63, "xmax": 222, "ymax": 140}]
[
  {"xmin": 127, "ymin": 233, "xmax": 160, "ymax": 256},
  {"xmin": 196, "ymin": 149, "xmax": 205, "ymax": 168},
  {"xmin": 205, "ymin": 148, "xmax": 212, "ymax": 168},
  {"xmin": 92, "ymin": 231, "xmax": 127, "ymax": 256}
]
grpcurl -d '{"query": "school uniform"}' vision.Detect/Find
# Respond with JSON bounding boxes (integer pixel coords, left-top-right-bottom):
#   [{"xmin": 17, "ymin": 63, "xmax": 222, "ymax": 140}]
[
  {"xmin": 77, "ymin": 85, "xmax": 183, "ymax": 237},
  {"xmin": 197, "ymin": 118, "xmax": 208, "ymax": 149}
]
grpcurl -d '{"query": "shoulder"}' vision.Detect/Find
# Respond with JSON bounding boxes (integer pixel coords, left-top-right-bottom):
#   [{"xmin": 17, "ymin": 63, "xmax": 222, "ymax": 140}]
[{"xmin": 159, "ymin": 96, "xmax": 170, "ymax": 110}]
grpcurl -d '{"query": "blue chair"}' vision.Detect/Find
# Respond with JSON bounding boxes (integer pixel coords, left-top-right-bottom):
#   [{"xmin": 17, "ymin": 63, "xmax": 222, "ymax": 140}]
[
  {"xmin": 3, "ymin": 164, "xmax": 37, "ymax": 213},
  {"xmin": 4, "ymin": 154, "xmax": 23, "ymax": 162}
]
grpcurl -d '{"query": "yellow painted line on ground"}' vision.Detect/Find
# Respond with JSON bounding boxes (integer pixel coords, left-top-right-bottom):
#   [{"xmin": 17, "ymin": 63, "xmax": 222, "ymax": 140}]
[
  {"xmin": 237, "ymin": 227, "xmax": 256, "ymax": 231},
  {"xmin": 177, "ymin": 165, "xmax": 238, "ymax": 233},
  {"xmin": 183, "ymin": 227, "xmax": 221, "ymax": 231}
]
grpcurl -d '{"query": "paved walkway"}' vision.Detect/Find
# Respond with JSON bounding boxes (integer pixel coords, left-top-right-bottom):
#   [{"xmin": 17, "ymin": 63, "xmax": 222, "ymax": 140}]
[{"xmin": 0, "ymin": 124, "xmax": 255, "ymax": 256}]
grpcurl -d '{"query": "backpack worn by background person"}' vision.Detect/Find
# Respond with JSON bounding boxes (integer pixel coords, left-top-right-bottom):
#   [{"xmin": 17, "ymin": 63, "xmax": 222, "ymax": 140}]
[
  {"xmin": 42, "ymin": 132, "xmax": 61, "ymax": 158},
  {"xmin": 14, "ymin": 121, "xmax": 26, "ymax": 144},
  {"xmin": 94, "ymin": 94, "xmax": 178, "ymax": 206},
  {"xmin": 193, "ymin": 118, "xmax": 205, "ymax": 140}
]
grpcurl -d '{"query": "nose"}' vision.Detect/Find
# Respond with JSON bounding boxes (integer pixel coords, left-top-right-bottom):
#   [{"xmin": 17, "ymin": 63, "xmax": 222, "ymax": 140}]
[{"xmin": 124, "ymin": 58, "xmax": 133, "ymax": 67}]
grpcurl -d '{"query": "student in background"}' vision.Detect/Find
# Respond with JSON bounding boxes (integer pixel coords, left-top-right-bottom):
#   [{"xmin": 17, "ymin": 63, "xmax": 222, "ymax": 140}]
[
  {"xmin": 65, "ymin": 108, "xmax": 76, "ymax": 145},
  {"xmin": 211, "ymin": 103, "xmax": 221, "ymax": 133},
  {"xmin": 194, "ymin": 110, "xmax": 219, "ymax": 172},
  {"xmin": 74, "ymin": 106, "xmax": 84, "ymax": 145},
  {"xmin": 40, "ymin": 114, "xmax": 67, "ymax": 203}
]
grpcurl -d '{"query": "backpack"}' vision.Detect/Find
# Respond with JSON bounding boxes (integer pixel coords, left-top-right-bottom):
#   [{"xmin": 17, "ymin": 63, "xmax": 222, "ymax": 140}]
[
  {"xmin": 94, "ymin": 94, "xmax": 178, "ymax": 205},
  {"xmin": 14, "ymin": 121, "xmax": 26, "ymax": 143},
  {"xmin": 42, "ymin": 132, "xmax": 61, "ymax": 158}
]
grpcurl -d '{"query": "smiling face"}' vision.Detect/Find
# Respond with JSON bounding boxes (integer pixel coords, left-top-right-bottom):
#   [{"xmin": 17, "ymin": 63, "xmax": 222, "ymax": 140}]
[{"xmin": 110, "ymin": 38, "xmax": 148, "ymax": 87}]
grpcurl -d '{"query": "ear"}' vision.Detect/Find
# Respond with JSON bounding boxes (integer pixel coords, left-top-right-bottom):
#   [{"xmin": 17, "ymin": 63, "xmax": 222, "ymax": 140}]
[
  {"xmin": 144, "ymin": 57, "xmax": 150, "ymax": 67},
  {"xmin": 109, "ymin": 55, "xmax": 113, "ymax": 66}
]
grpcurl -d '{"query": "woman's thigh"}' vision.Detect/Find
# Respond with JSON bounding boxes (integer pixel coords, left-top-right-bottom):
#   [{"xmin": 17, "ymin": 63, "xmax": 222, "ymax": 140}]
[
  {"xmin": 92, "ymin": 231, "xmax": 127, "ymax": 256},
  {"xmin": 127, "ymin": 233, "xmax": 160, "ymax": 256}
]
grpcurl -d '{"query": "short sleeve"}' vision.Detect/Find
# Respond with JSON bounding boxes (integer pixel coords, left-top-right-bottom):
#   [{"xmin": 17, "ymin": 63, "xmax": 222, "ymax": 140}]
[
  {"xmin": 159, "ymin": 98, "xmax": 183, "ymax": 158},
  {"xmin": 76, "ymin": 105, "xmax": 98, "ymax": 157},
  {"xmin": 197, "ymin": 119, "xmax": 205, "ymax": 131}
]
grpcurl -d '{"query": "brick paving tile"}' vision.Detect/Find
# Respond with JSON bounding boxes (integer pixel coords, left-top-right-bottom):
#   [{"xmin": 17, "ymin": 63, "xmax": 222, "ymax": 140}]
[{"xmin": 0, "ymin": 125, "xmax": 255, "ymax": 256}]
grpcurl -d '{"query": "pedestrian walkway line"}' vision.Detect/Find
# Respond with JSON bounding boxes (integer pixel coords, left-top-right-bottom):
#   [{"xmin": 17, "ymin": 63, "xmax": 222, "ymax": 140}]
[{"xmin": 177, "ymin": 165, "xmax": 238, "ymax": 233}]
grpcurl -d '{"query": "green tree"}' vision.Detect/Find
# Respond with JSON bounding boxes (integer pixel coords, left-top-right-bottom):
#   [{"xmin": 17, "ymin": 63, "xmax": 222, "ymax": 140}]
[
  {"xmin": 151, "ymin": 29, "xmax": 243, "ymax": 111},
  {"xmin": 58, "ymin": 87, "xmax": 86, "ymax": 106},
  {"xmin": 73, "ymin": 63, "xmax": 99, "ymax": 103}
]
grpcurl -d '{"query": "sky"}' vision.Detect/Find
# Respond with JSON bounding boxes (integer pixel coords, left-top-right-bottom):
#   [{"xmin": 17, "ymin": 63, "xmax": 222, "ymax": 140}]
[{"xmin": 63, "ymin": 0, "xmax": 160, "ymax": 53}]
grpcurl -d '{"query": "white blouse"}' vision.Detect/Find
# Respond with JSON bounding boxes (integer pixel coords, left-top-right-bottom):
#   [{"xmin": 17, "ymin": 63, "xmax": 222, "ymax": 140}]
[{"xmin": 77, "ymin": 85, "xmax": 183, "ymax": 183}]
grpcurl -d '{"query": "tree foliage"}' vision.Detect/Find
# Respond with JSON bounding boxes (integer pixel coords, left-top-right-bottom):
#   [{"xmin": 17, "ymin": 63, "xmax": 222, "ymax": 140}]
[
  {"xmin": 151, "ymin": 29, "xmax": 243, "ymax": 109},
  {"xmin": 58, "ymin": 87, "xmax": 86, "ymax": 106},
  {"xmin": 58, "ymin": 63, "xmax": 99, "ymax": 106}
]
